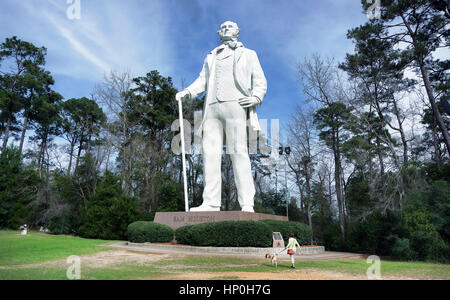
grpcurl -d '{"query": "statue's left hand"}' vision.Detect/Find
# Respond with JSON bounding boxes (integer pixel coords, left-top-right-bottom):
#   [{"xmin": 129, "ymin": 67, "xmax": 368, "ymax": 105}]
[{"xmin": 238, "ymin": 96, "xmax": 260, "ymax": 108}]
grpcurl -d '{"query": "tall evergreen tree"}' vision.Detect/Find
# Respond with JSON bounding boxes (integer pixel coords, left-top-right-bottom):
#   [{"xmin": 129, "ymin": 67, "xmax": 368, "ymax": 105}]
[
  {"xmin": 61, "ymin": 97, "xmax": 106, "ymax": 175},
  {"xmin": 31, "ymin": 90, "xmax": 63, "ymax": 172},
  {"xmin": 19, "ymin": 65, "xmax": 56, "ymax": 156},
  {"xmin": 340, "ymin": 22, "xmax": 415, "ymax": 166},
  {"xmin": 126, "ymin": 70, "xmax": 178, "ymax": 212},
  {"xmin": 0, "ymin": 36, "xmax": 46, "ymax": 152},
  {"xmin": 314, "ymin": 102, "xmax": 354, "ymax": 238},
  {"xmin": 359, "ymin": 0, "xmax": 450, "ymax": 155}
]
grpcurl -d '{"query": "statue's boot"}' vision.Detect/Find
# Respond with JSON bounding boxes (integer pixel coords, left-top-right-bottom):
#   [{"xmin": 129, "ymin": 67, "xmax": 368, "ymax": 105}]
[
  {"xmin": 190, "ymin": 205, "xmax": 220, "ymax": 212},
  {"xmin": 241, "ymin": 206, "xmax": 254, "ymax": 213}
]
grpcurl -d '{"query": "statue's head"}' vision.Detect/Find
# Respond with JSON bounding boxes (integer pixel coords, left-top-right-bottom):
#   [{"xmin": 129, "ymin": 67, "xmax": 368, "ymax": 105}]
[{"xmin": 217, "ymin": 21, "xmax": 240, "ymax": 43}]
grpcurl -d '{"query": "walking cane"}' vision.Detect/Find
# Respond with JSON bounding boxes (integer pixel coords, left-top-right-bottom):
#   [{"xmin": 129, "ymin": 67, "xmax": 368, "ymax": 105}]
[{"xmin": 178, "ymin": 97, "xmax": 189, "ymax": 212}]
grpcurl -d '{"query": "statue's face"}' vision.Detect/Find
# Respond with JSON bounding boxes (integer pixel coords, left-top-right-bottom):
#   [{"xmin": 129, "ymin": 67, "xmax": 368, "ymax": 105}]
[{"xmin": 218, "ymin": 21, "xmax": 240, "ymax": 42}]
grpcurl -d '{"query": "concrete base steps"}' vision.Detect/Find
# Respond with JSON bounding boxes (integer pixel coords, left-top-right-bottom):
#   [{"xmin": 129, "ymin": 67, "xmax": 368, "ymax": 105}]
[
  {"xmin": 127, "ymin": 242, "xmax": 325, "ymax": 256},
  {"xmin": 101, "ymin": 242, "xmax": 366, "ymax": 261}
]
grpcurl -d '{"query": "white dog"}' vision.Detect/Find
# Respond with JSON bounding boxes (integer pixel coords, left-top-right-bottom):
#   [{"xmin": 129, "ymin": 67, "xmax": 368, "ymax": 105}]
[{"xmin": 265, "ymin": 253, "xmax": 278, "ymax": 267}]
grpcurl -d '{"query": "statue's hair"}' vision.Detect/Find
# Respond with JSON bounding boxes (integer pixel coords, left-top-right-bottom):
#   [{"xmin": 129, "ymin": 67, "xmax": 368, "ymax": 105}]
[{"xmin": 219, "ymin": 21, "xmax": 239, "ymax": 30}]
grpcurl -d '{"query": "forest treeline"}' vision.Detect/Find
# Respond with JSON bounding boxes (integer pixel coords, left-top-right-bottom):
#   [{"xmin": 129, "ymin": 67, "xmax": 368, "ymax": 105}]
[{"xmin": 1, "ymin": 1, "xmax": 449, "ymax": 262}]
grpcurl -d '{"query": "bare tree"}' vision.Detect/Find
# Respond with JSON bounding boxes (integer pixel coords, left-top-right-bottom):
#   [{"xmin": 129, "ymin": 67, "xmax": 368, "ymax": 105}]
[
  {"xmin": 297, "ymin": 55, "xmax": 347, "ymax": 237},
  {"xmin": 287, "ymin": 105, "xmax": 318, "ymax": 229},
  {"xmin": 93, "ymin": 70, "xmax": 135, "ymax": 195}
]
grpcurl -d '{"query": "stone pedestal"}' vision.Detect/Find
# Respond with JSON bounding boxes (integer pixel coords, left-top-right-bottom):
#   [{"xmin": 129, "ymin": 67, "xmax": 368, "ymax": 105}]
[{"xmin": 154, "ymin": 211, "xmax": 288, "ymax": 230}]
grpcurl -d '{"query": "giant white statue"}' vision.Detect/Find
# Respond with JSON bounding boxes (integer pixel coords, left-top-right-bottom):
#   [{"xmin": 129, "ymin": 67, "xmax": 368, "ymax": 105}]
[{"xmin": 176, "ymin": 21, "xmax": 267, "ymax": 213}]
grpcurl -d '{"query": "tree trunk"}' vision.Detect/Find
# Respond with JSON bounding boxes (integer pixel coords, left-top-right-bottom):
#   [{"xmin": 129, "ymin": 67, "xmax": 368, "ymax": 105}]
[
  {"xmin": 375, "ymin": 137, "xmax": 385, "ymax": 176},
  {"xmin": 419, "ymin": 63, "xmax": 450, "ymax": 156},
  {"xmin": 1, "ymin": 117, "xmax": 11, "ymax": 152},
  {"xmin": 38, "ymin": 130, "xmax": 48, "ymax": 173},
  {"xmin": 432, "ymin": 119, "xmax": 442, "ymax": 168},
  {"xmin": 19, "ymin": 116, "xmax": 29, "ymax": 156},
  {"xmin": 391, "ymin": 97, "xmax": 408, "ymax": 164},
  {"xmin": 0, "ymin": 120, "xmax": 4, "ymax": 141},
  {"xmin": 297, "ymin": 173, "xmax": 304, "ymax": 210},
  {"xmin": 333, "ymin": 128, "xmax": 345, "ymax": 238},
  {"xmin": 305, "ymin": 165, "xmax": 313, "ymax": 230},
  {"xmin": 297, "ymin": 179, "xmax": 304, "ymax": 211},
  {"xmin": 67, "ymin": 140, "xmax": 75, "ymax": 176},
  {"xmin": 75, "ymin": 139, "xmax": 83, "ymax": 171}
]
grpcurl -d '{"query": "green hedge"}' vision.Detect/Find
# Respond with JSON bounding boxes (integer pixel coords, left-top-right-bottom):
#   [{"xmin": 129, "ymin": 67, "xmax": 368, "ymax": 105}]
[
  {"xmin": 259, "ymin": 219, "xmax": 312, "ymax": 245},
  {"xmin": 175, "ymin": 221, "xmax": 272, "ymax": 247},
  {"xmin": 127, "ymin": 221, "xmax": 174, "ymax": 243}
]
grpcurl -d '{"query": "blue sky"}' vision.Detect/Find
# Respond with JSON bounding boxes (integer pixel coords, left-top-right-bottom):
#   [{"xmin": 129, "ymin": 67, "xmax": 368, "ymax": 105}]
[{"xmin": 0, "ymin": 0, "xmax": 370, "ymax": 129}]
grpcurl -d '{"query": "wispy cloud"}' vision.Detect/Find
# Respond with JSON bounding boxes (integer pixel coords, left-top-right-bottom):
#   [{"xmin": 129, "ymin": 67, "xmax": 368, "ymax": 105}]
[
  {"xmin": 44, "ymin": 11, "xmax": 111, "ymax": 73},
  {"xmin": 2, "ymin": 0, "xmax": 176, "ymax": 81}
]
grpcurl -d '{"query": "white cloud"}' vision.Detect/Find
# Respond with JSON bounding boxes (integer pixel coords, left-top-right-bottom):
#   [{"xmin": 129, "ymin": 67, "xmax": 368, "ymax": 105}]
[
  {"xmin": 2, "ymin": 0, "xmax": 176, "ymax": 81},
  {"xmin": 44, "ymin": 12, "xmax": 111, "ymax": 73}
]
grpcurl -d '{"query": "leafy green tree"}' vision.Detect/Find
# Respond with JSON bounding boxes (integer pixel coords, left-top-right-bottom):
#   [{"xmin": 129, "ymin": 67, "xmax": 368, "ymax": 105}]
[
  {"xmin": 345, "ymin": 174, "xmax": 372, "ymax": 220},
  {"xmin": 355, "ymin": 112, "xmax": 392, "ymax": 175},
  {"xmin": 126, "ymin": 71, "xmax": 178, "ymax": 212},
  {"xmin": 310, "ymin": 177, "xmax": 335, "ymax": 244},
  {"xmin": 415, "ymin": 104, "xmax": 450, "ymax": 166},
  {"xmin": 44, "ymin": 170, "xmax": 81, "ymax": 234},
  {"xmin": 19, "ymin": 64, "xmax": 56, "ymax": 156},
  {"xmin": 0, "ymin": 148, "xmax": 40, "ymax": 228},
  {"xmin": 156, "ymin": 180, "xmax": 184, "ymax": 212},
  {"xmin": 405, "ymin": 179, "xmax": 450, "ymax": 242},
  {"xmin": 359, "ymin": 0, "xmax": 450, "ymax": 155},
  {"xmin": 314, "ymin": 102, "xmax": 354, "ymax": 237},
  {"xmin": 0, "ymin": 36, "xmax": 46, "ymax": 152},
  {"xmin": 128, "ymin": 70, "xmax": 178, "ymax": 141},
  {"xmin": 257, "ymin": 189, "xmax": 287, "ymax": 216},
  {"xmin": 30, "ymin": 90, "xmax": 63, "ymax": 172},
  {"xmin": 340, "ymin": 22, "xmax": 414, "ymax": 166},
  {"xmin": 61, "ymin": 97, "xmax": 106, "ymax": 175},
  {"xmin": 79, "ymin": 171, "xmax": 139, "ymax": 240}
]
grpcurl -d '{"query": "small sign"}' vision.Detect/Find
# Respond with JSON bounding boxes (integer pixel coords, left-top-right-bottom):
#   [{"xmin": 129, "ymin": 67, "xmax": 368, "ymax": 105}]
[{"xmin": 272, "ymin": 232, "xmax": 285, "ymax": 248}]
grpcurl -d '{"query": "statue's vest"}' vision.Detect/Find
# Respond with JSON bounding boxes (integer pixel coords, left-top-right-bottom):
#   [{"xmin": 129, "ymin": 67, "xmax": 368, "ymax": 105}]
[{"xmin": 212, "ymin": 49, "xmax": 245, "ymax": 104}]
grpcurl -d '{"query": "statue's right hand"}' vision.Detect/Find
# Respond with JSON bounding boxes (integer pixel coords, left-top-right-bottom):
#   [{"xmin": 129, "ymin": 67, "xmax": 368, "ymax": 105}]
[{"xmin": 176, "ymin": 90, "xmax": 191, "ymax": 102}]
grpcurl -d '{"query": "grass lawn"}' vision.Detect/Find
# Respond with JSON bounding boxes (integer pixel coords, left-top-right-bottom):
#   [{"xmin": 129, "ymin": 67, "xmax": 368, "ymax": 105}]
[
  {"xmin": 0, "ymin": 230, "xmax": 449, "ymax": 280},
  {"xmin": 0, "ymin": 230, "xmax": 114, "ymax": 266}
]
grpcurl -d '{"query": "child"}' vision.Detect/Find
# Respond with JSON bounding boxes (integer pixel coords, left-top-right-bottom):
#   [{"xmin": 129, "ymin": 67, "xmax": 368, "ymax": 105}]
[{"xmin": 286, "ymin": 233, "xmax": 300, "ymax": 269}]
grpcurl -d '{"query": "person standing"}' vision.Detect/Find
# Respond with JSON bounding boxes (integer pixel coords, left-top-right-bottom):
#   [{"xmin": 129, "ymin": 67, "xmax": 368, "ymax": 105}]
[{"xmin": 286, "ymin": 233, "xmax": 301, "ymax": 269}]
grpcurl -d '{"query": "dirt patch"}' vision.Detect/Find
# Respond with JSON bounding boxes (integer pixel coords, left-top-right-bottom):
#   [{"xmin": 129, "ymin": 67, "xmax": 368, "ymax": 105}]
[
  {"xmin": 158, "ymin": 270, "xmax": 419, "ymax": 280},
  {"xmin": 5, "ymin": 250, "xmax": 176, "ymax": 270},
  {"xmin": 157, "ymin": 270, "xmax": 366, "ymax": 280},
  {"xmin": 74, "ymin": 250, "xmax": 173, "ymax": 268}
]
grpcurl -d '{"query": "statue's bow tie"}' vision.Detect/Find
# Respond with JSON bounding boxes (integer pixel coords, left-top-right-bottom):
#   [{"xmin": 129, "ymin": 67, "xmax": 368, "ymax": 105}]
[
  {"xmin": 225, "ymin": 41, "xmax": 238, "ymax": 49},
  {"xmin": 223, "ymin": 41, "xmax": 242, "ymax": 50}
]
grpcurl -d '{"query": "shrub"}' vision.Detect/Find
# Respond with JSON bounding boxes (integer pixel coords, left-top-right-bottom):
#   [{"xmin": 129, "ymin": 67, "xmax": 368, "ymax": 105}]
[
  {"xmin": 175, "ymin": 221, "xmax": 272, "ymax": 247},
  {"xmin": 0, "ymin": 148, "xmax": 40, "ymax": 229},
  {"xmin": 410, "ymin": 231, "xmax": 450, "ymax": 263},
  {"xmin": 347, "ymin": 210, "xmax": 407, "ymax": 255},
  {"xmin": 127, "ymin": 221, "xmax": 174, "ymax": 243},
  {"xmin": 318, "ymin": 220, "xmax": 346, "ymax": 251},
  {"xmin": 157, "ymin": 182, "xmax": 184, "ymax": 212},
  {"xmin": 390, "ymin": 236, "xmax": 414, "ymax": 260},
  {"xmin": 174, "ymin": 225, "xmax": 195, "ymax": 245},
  {"xmin": 259, "ymin": 219, "xmax": 312, "ymax": 245},
  {"xmin": 78, "ymin": 172, "xmax": 140, "ymax": 240}
]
